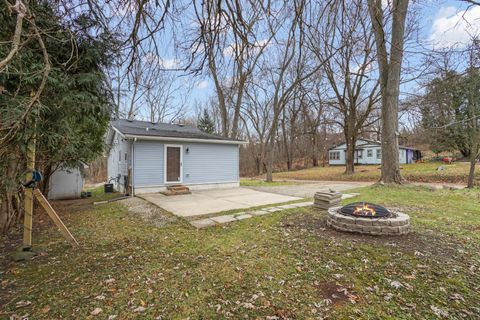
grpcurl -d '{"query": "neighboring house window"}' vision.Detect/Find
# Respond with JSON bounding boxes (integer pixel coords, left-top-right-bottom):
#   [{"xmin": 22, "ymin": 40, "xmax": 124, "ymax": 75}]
[
  {"xmin": 119, "ymin": 150, "xmax": 121, "ymax": 160},
  {"xmin": 125, "ymin": 153, "xmax": 127, "ymax": 161},
  {"xmin": 367, "ymin": 149, "xmax": 373, "ymax": 157},
  {"xmin": 357, "ymin": 150, "xmax": 363, "ymax": 159},
  {"xmin": 329, "ymin": 151, "xmax": 340, "ymax": 160},
  {"xmin": 376, "ymin": 149, "xmax": 382, "ymax": 159}
]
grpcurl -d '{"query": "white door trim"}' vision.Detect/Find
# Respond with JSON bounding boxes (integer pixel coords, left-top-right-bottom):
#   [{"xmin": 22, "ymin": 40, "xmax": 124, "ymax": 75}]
[{"xmin": 164, "ymin": 144, "xmax": 183, "ymax": 184}]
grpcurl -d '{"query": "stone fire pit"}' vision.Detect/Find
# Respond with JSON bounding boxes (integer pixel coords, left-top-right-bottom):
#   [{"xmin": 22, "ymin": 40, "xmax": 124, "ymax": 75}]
[{"xmin": 327, "ymin": 203, "xmax": 410, "ymax": 236}]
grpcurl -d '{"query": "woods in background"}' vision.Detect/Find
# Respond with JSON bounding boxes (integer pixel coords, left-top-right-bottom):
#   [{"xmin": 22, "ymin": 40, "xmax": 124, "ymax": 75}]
[{"xmin": 1, "ymin": 0, "xmax": 479, "ymax": 233}]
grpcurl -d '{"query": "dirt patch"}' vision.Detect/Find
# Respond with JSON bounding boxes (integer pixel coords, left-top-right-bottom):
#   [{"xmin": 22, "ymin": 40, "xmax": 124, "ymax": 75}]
[
  {"xmin": 281, "ymin": 210, "xmax": 472, "ymax": 261},
  {"xmin": 316, "ymin": 281, "xmax": 350, "ymax": 306},
  {"xmin": 120, "ymin": 197, "xmax": 177, "ymax": 227}
]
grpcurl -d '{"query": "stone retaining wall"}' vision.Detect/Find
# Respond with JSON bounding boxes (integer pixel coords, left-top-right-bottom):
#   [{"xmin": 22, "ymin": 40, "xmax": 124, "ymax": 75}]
[{"xmin": 327, "ymin": 207, "xmax": 410, "ymax": 236}]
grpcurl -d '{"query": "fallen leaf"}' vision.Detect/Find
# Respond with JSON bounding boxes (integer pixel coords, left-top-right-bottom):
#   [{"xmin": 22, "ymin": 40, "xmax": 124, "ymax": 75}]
[
  {"xmin": 133, "ymin": 306, "xmax": 146, "ymax": 313},
  {"xmin": 91, "ymin": 307, "xmax": 103, "ymax": 316},
  {"xmin": 430, "ymin": 305, "xmax": 449, "ymax": 318},
  {"xmin": 15, "ymin": 300, "xmax": 31, "ymax": 308}
]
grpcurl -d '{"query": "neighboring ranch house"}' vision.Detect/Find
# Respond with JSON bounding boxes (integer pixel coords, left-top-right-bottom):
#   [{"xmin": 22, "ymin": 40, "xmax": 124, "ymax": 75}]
[
  {"xmin": 328, "ymin": 139, "xmax": 421, "ymax": 166},
  {"xmin": 106, "ymin": 119, "xmax": 245, "ymax": 195}
]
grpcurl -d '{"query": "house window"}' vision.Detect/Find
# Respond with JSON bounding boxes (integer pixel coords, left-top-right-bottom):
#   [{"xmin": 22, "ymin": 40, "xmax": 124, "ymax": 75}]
[
  {"xmin": 367, "ymin": 149, "xmax": 373, "ymax": 157},
  {"xmin": 376, "ymin": 149, "xmax": 382, "ymax": 159},
  {"xmin": 329, "ymin": 151, "xmax": 340, "ymax": 160},
  {"xmin": 125, "ymin": 153, "xmax": 127, "ymax": 161},
  {"xmin": 119, "ymin": 150, "xmax": 121, "ymax": 160},
  {"xmin": 357, "ymin": 150, "xmax": 363, "ymax": 159}
]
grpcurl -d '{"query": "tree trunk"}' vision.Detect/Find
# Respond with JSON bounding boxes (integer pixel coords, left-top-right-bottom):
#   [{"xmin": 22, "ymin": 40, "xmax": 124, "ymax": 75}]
[
  {"xmin": 344, "ymin": 125, "xmax": 356, "ymax": 174},
  {"xmin": 41, "ymin": 163, "xmax": 53, "ymax": 196},
  {"xmin": 467, "ymin": 153, "xmax": 477, "ymax": 188},
  {"xmin": 266, "ymin": 140, "xmax": 274, "ymax": 182},
  {"xmin": 312, "ymin": 134, "xmax": 319, "ymax": 167},
  {"xmin": 380, "ymin": 88, "xmax": 402, "ymax": 183},
  {"xmin": 368, "ymin": 0, "xmax": 409, "ymax": 184},
  {"xmin": 345, "ymin": 139, "xmax": 355, "ymax": 174},
  {"xmin": 0, "ymin": 158, "xmax": 23, "ymax": 234}
]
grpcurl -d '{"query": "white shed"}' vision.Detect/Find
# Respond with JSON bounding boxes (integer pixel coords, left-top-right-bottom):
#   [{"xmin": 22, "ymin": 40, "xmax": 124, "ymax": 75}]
[{"xmin": 48, "ymin": 164, "xmax": 86, "ymax": 200}]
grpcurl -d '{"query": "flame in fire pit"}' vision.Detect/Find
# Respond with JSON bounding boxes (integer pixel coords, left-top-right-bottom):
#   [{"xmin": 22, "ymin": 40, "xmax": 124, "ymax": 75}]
[
  {"xmin": 340, "ymin": 202, "xmax": 391, "ymax": 218},
  {"xmin": 353, "ymin": 203, "xmax": 376, "ymax": 216}
]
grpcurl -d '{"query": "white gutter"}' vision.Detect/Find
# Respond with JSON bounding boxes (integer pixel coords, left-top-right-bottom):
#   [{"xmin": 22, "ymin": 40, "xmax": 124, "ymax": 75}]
[
  {"xmin": 111, "ymin": 126, "xmax": 126, "ymax": 138},
  {"xmin": 123, "ymin": 134, "xmax": 248, "ymax": 145}
]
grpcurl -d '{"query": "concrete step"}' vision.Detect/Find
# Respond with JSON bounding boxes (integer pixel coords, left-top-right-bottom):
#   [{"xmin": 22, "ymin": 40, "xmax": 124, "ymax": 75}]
[
  {"xmin": 167, "ymin": 185, "xmax": 190, "ymax": 192},
  {"xmin": 162, "ymin": 185, "xmax": 191, "ymax": 196}
]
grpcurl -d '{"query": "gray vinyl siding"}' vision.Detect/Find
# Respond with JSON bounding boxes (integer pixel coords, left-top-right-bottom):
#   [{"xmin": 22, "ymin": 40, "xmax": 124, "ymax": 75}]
[
  {"xmin": 133, "ymin": 140, "xmax": 164, "ymax": 186},
  {"xmin": 133, "ymin": 140, "xmax": 239, "ymax": 187},
  {"xmin": 183, "ymin": 143, "xmax": 239, "ymax": 184}
]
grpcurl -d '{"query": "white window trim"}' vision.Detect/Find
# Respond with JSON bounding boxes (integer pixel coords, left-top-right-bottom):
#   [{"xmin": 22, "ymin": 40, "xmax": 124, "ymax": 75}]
[{"xmin": 163, "ymin": 144, "xmax": 183, "ymax": 184}]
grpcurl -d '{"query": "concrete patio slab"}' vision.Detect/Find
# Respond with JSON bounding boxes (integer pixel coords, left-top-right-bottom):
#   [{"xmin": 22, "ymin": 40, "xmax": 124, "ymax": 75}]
[
  {"xmin": 245, "ymin": 181, "xmax": 371, "ymax": 198},
  {"xmin": 140, "ymin": 188, "xmax": 301, "ymax": 218}
]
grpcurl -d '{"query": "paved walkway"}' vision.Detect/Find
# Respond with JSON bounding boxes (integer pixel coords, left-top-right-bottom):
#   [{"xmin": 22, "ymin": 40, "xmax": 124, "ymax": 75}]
[
  {"xmin": 245, "ymin": 181, "xmax": 371, "ymax": 198},
  {"xmin": 139, "ymin": 188, "xmax": 301, "ymax": 218},
  {"xmin": 189, "ymin": 201, "xmax": 313, "ymax": 228},
  {"xmin": 189, "ymin": 193, "xmax": 360, "ymax": 229}
]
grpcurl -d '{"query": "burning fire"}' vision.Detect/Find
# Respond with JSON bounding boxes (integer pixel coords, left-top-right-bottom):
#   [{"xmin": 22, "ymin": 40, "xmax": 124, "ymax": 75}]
[{"xmin": 353, "ymin": 203, "xmax": 377, "ymax": 216}]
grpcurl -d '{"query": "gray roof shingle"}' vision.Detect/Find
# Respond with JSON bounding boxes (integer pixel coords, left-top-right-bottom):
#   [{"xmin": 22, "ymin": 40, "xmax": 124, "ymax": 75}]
[{"xmin": 111, "ymin": 119, "xmax": 243, "ymax": 142}]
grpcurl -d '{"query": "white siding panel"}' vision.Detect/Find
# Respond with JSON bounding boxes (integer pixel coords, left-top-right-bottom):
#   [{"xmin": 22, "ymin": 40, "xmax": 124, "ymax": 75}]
[{"xmin": 107, "ymin": 131, "xmax": 131, "ymax": 191}]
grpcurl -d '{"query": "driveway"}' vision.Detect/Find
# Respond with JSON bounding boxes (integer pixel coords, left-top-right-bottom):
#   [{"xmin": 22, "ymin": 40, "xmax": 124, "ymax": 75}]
[
  {"xmin": 139, "ymin": 188, "xmax": 301, "ymax": 218},
  {"xmin": 245, "ymin": 181, "xmax": 372, "ymax": 198}
]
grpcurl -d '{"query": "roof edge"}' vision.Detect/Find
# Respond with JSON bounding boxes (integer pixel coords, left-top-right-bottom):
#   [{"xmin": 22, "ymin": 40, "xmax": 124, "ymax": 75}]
[{"xmin": 124, "ymin": 133, "xmax": 248, "ymax": 145}]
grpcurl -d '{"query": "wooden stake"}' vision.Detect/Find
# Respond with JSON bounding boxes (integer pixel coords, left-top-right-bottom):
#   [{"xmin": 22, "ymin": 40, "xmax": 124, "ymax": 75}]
[
  {"xmin": 22, "ymin": 136, "xmax": 35, "ymax": 249},
  {"xmin": 33, "ymin": 189, "xmax": 78, "ymax": 246}
]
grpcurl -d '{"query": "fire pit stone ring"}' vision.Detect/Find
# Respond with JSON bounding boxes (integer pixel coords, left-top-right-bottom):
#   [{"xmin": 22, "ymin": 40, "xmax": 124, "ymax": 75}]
[{"xmin": 327, "ymin": 206, "xmax": 410, "ymax": 236}]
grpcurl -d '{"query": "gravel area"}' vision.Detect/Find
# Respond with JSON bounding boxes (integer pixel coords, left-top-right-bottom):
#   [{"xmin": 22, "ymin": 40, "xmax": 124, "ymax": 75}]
[{"xmin": 120, "ymin": 197, "xmax": 177, "ymax": 227}]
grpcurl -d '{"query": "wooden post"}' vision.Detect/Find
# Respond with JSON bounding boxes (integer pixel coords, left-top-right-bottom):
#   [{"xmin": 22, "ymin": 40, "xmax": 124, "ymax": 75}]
[
  {"xmin": 22, "ymin": 135, "xmax": 36, "ymax": 249},
  {"xmin": 33, "ymin": 189, "xmax": 78, "ymax": 246}
]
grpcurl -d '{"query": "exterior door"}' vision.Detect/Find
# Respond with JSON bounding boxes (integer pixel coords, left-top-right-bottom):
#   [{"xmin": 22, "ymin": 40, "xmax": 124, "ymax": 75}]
[{"xmin": 165, "ymin": 146, "xmax": 182, "ymax": 183}]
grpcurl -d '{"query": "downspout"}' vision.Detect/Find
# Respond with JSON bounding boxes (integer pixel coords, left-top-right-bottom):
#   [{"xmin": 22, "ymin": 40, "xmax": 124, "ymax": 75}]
[{"xmin": 131, "ymin": 138, "xmax": 136, "ymax": 197}]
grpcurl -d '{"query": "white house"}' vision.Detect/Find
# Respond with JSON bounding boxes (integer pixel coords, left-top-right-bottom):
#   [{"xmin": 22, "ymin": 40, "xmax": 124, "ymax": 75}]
[
  {"xmin": 106, "ymin": 119, "xmax": 246, "ymax": 195},
  {"xmin": 328, "ymin": 139, "xmax": 421, "ymax": 166}
]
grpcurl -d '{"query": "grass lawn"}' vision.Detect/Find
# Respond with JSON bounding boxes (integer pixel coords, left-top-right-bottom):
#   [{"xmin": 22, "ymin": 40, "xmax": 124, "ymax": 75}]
[
  {"xmin": 272, "ymin": 161, "xmax": 478, "ymax": 185},
  {"xmin": 240, "ymin": 179, "xmax": 301, "ymax": 187},
  {"xmin": 1, "ymin": 186, "xmax": 479, "ymax": 319}
]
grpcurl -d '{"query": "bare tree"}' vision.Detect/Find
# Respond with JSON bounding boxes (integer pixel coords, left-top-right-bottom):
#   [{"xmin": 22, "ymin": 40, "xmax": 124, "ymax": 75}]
[
  {"xmin": 367, "ymin": 0, "xmax": 410, "ymax": 184},
  {"xmin": 308, "ymin": 0, "xmax": 380, "ymax": 174},
  {"xmin": 191, "ymin": 0, "xmax": 276, "ymax": 138}
]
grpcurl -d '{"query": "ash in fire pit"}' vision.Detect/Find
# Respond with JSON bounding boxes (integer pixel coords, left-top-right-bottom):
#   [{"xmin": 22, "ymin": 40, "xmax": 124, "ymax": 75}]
[{"xmin": 340, "ymin": 202, "xmax": 391, "ymax": 218}]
